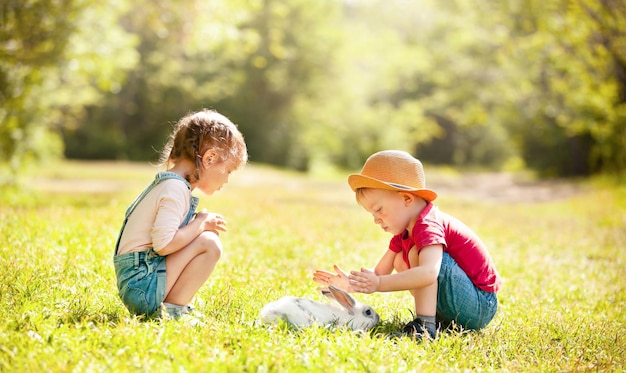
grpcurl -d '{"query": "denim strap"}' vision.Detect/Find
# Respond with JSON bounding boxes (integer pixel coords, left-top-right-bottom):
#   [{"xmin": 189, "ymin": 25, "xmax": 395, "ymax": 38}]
[{"xmin": 114, "ymin": 172, "xmax": 198, "ymax": 256}]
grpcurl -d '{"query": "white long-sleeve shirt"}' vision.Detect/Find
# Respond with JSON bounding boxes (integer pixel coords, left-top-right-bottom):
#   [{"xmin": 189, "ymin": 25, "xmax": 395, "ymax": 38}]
[{"xmin": 117, "ymin": 179, "xmax": 191, "ymax": 255}]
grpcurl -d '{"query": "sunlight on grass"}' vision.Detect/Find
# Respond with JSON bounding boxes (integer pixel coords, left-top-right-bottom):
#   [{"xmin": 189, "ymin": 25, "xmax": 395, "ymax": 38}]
[{"xmin": 1, "ymin": 161, "xmax": 624, "ymax": 371}]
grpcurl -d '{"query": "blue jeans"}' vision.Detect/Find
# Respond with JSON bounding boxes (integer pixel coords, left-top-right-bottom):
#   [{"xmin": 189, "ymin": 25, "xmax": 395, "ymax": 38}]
[
  {"xmin": 436, "ymin": 253, "xmax": 498, "ymax": 330},
  {"xmin": 114, "ymin": 250, "xmax": 166, "ymax": 318}
]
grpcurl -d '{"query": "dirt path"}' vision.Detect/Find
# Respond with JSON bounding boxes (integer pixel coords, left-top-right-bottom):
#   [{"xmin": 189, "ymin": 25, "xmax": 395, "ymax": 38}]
[
  {"xmin": 229, "ymin": 168, "xmax": 585, "ymax": 204},
  {"xmin": 426, "ymin": 172, "xmax": 583, "ymax": 203},
  {"xmin": 30, "ymin": 167, "xmax": 584, "ymax": 204}
]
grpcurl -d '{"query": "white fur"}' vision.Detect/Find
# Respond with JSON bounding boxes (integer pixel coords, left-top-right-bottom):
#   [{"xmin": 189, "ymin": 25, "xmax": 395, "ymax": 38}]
[{"xmin": 260, "ymin": 285, "xmax": 379, "ymax": 331}]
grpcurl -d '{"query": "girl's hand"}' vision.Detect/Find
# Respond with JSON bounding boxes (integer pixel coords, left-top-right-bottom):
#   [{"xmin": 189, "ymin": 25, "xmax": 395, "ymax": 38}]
[
  {"xmin": 195, "ymin": 209, "xmax": 227, "ymax": 235},
  {"xmin": 349, "ymin": 268, "xmax": 380, "ymax": 294},
  {"xmin": 313, "ymin": 265, "xmax": 354, "ymax": 293}
]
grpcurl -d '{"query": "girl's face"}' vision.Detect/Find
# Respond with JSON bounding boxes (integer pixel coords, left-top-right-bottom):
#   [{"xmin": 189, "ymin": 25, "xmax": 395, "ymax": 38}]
[
  {"xmin": 195, "ymin": 149, "xmax": 236, "ymax": 195},
  {"xmin": 196, "ymin": 161, "xmax": 235, "ymax": 195},
  {"xmin": 357, "ymin": 189, "xmax": 418, "ymax": 236}
]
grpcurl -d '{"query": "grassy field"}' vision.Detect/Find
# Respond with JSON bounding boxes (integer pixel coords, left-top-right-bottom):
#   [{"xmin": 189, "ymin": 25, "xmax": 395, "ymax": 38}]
[{"xmin": 0, "ymin": 160, "xmax": 624, "ymax": 372}]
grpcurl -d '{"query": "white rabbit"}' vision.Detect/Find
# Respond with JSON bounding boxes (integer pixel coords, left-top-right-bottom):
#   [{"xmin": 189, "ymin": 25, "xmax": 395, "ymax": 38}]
[{"xmin": 260, "ymin": 285, "xmax": 379, "ymax": 331}]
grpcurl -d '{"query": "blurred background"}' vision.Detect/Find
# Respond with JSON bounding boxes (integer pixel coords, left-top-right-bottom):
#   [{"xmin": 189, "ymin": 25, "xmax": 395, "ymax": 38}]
[{"xmin": 1, "ymin": 0, "xmax": 624, "ymax": 178}]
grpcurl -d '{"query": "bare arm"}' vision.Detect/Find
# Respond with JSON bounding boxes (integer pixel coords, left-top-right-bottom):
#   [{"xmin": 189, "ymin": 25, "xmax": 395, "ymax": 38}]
[
  {"xmin": 349, "ymin": 245, "xmax": 443, "ymax": 293},
  {"xmin": 156, "ymin": 210, "xmax": 226, "ymax": 256},
  {"xmin": 374, "ymin": 249, "xmax": 396, "ymax": 276}
]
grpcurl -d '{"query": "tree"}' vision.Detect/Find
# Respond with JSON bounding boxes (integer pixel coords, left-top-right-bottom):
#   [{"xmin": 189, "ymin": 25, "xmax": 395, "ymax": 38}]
[
  {"xmin": 214, "ymin": 0, "xmax": 342, "ymax": 169},
  {"xmin": 6, "ymin": 0, "xmax": 624, "ymax": 177},
  {"xmin": 495, "ymin": 0, "xmax": 626, "ymax": 175},
  {"xmin": 0, "ymin": 0, "xmax": 138, "ymax": 176},
  {"xmin": 64, "ymin": 0, "xmax": 342, "ymax": 169},
  {"xmin": 0, "ymin": 0, "xmax": 79, "ymax": 174}
]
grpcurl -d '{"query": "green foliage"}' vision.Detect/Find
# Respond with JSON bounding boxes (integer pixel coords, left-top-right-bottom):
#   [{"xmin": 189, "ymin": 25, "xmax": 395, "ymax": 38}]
[
  {"xmin": 0, "ymin": 0, "xmax": 139, "ymax": 173},
  {"xmin": 2, "ymin": 0, "xmax": 625, "ymax": 176},
  {"xmin": 495, "ymin": 0, "xmax": 626, "ymax": 175},
  {"xmin": 0, "ymin": 161, "xmax": 625, "ymax": 371},
  {"xmin": 0, "ymin": 0, "xmax": 77, "ymax": 172}
]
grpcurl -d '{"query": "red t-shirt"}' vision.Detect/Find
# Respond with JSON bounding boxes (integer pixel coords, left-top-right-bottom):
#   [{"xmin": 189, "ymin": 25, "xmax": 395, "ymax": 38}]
[{"xmin": 389, "ymin": 203, "xmax": 501, "ymax": 293}]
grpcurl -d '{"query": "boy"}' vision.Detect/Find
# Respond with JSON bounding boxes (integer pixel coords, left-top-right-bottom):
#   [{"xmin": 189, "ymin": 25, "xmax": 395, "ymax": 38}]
[{"xmin": 314, "ymin": 150, "xmax": 501, "ymax": 339}]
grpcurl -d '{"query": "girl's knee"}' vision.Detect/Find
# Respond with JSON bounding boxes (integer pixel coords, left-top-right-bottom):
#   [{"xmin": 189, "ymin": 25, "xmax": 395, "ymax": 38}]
[{"xmin": 198, "ymin": 231, "xmax": 223, "ymax": 259}]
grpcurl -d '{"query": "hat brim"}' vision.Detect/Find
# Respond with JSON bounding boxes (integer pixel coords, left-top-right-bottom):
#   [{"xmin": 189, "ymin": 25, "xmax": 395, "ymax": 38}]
[{"xmin": 348, "ymin": 174, "xmax": 438, "ymax": 202}]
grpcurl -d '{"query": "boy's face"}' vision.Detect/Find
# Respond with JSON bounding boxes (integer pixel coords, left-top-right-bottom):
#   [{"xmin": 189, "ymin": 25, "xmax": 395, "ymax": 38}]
[{"xmin": 357, "ymin": 189, "xmax": 416, "ymax": 236}]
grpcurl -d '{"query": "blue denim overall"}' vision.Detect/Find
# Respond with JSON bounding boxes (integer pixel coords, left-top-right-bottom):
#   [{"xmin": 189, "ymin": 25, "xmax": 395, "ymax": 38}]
[
  {"xmin": 436, "ymin": 252, "xmax": 498, "ymax": 330},
  {"xmin": 113, "ymin": 172, "xmax": 199, "ymax": 318}
]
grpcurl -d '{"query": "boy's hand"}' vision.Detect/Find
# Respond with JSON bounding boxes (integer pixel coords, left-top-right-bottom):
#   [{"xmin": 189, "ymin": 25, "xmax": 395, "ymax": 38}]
[
  {"xmin": 349, "ymin": 268, "xmax": 380, "ymax": 294},
  {"xmin": 313, "ymin": 265, "xmax": 354, "ymax": 293}
]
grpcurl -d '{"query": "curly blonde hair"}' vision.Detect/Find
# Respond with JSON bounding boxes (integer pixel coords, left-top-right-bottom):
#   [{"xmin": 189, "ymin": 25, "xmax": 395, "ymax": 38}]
[{"xmin": 160, "ymin": 109, "xmax": 248, "ymax": 182}]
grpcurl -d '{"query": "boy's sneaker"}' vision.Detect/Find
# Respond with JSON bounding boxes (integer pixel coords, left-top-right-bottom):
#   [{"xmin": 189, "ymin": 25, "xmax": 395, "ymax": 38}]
[{"xmin": 392, "ymin": 317, "xmax": 438, "ymax": 341}]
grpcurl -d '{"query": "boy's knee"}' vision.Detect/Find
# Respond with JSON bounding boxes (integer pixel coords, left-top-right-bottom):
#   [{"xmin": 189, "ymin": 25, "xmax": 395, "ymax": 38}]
[
  {"xmin": 198, "ymin": 231, "xmax": 223, "ymax": 259},
  {"xmin": 393, "ymin": 253, "xmax": 408, "ymax": 272},
  {"xmin": 394, "ymin": 247, "xmax": 419, "ymax": 272}
]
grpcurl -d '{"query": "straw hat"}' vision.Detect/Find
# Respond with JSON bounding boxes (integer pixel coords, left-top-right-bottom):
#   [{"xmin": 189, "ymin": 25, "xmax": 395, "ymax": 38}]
[{"xmin": 348, "ymin": 150, "xmax": 437, "ymax": 202}]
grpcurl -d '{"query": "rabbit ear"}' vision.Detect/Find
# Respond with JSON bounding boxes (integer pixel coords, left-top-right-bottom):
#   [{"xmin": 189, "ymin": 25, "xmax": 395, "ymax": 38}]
[
  {"xmin": 324, "ymin": 285, "xmax": 356, "ymax": 314},
  {"xmin": 321, "ymin": 288, "xmax": 338, "ymax": 305}
]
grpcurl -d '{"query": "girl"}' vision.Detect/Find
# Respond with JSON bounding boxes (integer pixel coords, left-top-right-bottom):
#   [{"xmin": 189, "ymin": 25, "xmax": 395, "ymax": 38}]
[
  {"xmin": 114, "ymin": 109, "xmax": 247, "ymax": 320},
  {"xmin": 314, "ymin": 150, "xmax": 501, "ymax": 339}
]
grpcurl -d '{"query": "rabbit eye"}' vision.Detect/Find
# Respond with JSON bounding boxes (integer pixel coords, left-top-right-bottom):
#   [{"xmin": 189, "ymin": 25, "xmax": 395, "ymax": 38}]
[{"xmin": 365, "ymin": 309, "xmax": 372, "ymax": 316}]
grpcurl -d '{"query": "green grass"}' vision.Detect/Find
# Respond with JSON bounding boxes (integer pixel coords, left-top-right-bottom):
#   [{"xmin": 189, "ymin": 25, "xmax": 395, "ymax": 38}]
[{"xmin": 1, "ymin": 161, "xmax": 625, "ymax": 372}]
